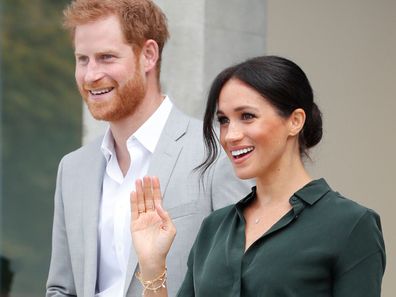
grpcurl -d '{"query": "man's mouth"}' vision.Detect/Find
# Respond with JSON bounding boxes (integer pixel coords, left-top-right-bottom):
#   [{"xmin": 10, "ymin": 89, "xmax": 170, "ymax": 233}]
[
  {"xmin": 89, "ymin": 87, "xmax": 114, "ymax": 96},
  {"xmin": 231, "ymin": 147, "xmax": 254, "ymax": 159}
]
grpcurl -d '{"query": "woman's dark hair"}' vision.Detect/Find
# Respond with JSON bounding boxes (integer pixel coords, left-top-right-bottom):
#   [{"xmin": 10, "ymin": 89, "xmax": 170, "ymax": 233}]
[{"xmin": 198, "ymin": 55, "xmax": 323, "ymax": 174}]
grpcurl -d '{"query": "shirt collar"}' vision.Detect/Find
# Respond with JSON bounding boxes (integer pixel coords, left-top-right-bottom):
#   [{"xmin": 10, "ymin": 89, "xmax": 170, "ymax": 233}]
[
  {"xmin": 101, "ymin": 128, "xmax": 115, "ymax": 162},
  {"xmin": 128, "ymin": 96, "xmax": 172, "ymax": 153},
  {"xmin": 293, "ymin": 178, "xmax": 331, "ymax": 205},
  {"xmin": 236, "ymin": 178, "xmax": 331, "ymax": 212},
  {"xmin": 100, "ymin": 95, "xmax": 173, "ymax": 160}
]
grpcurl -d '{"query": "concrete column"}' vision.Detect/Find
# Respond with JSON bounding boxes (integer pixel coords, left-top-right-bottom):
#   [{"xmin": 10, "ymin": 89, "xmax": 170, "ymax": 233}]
[{"xmin": 83, "ymin": 0, "xmax": 267, "ymax": 143}]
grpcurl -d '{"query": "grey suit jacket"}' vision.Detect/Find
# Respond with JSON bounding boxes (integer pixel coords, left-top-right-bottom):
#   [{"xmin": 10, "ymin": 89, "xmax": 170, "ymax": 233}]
[{"xmin": 46, "ymin": 107, "xmax": 252, "ymax": 297}]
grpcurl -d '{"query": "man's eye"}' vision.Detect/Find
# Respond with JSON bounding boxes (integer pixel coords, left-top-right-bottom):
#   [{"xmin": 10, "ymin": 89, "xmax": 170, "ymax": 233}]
[
  {"xmin": 101, "ymin": 54, "xmax": 114, "ymax": 61},
  {"xmin": 217, "ymin": 116, "xmax": 229, "ymax": 125},
  {"xmin": 76, "ymin": 56, "xmax": 88, "ymax": 64}
]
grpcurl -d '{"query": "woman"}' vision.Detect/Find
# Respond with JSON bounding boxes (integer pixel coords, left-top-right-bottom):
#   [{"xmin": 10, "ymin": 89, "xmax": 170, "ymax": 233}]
[{"xmin": 130, "ymin": 56, "xmax": 386, "ymax": 296}]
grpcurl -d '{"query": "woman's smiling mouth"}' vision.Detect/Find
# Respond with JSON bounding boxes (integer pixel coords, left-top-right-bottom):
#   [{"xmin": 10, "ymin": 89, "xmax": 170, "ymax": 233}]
[{"xmin": 231, "ymin": 147, "xmax": 254, "ymax": 159}]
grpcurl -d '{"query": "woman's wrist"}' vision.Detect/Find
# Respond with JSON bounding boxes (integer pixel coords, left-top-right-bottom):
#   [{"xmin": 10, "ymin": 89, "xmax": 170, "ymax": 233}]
[
  {"xmin": 136, "ymin": 265, "xmax": 168, "ymax": 296},
  {"xmin": 138, "ymin": 260, "xmax": 167, "ymax": 280}
]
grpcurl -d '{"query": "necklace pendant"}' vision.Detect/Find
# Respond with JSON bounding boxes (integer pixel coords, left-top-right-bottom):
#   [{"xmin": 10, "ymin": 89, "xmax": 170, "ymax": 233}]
[{"xmin": 254, "ymin": 218, "xmax": 260, "ymax": 224}]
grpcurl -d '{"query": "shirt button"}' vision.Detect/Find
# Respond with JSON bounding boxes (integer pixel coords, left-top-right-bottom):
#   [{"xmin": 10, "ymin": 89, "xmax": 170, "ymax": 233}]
[{"xmin": 291, "ymin": 197, "xmax": 298, "ymax": 203}]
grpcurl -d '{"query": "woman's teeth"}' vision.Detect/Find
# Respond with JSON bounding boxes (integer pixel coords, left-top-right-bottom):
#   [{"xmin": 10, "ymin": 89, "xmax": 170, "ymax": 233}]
[{"xmin": 231, "ymin": 147, "xmax": 254, "ymax": 158}]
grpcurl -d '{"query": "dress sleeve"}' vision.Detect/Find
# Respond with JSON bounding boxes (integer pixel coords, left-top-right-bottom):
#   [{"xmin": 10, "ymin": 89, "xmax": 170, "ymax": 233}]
[
  {"xmin": 176, "ymin": 263, "xmax": 195, "ymax": 297},
  {"xmin": 333, "ymin": 209, "xmax": 386, "ymax": 297},
  {"xmin": 176, "ymin": 228, "xmax": 199, "ymax": 297}
]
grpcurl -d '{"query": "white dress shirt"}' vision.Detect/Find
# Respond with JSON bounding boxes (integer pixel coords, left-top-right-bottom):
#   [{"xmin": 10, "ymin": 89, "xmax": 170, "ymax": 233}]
[{"xmin": 96, "ymin": 97, "xmax": 173, "ymax": 297}]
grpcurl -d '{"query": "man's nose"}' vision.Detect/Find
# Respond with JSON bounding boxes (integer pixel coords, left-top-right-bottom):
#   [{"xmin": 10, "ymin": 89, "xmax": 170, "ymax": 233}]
[{"xmin": 84, "ymin": 61, "xmax": 105, "ymax": 83}]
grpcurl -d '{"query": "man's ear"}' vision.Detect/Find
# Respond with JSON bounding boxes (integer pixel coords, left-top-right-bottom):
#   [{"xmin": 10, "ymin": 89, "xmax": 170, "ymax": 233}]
[
  {"xmin": 141, "ymin": 39, "xmax": 159, "ymax": 72},
  {"xmin": 288, "ymin": 108, "xmax": 306, "ymax": 136}
]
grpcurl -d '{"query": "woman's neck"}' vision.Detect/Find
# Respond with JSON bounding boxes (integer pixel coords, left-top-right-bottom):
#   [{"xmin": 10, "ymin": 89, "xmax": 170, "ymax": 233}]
[{"xmin": 254, "ymin": 157, "xmax": 312, "ymax": 207}]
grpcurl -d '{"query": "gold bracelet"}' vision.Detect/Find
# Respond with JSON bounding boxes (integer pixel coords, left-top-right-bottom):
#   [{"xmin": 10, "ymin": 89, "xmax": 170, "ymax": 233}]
[{"xmin": 136, "ymin": 267, "xmax": 167, "ymax": 296}]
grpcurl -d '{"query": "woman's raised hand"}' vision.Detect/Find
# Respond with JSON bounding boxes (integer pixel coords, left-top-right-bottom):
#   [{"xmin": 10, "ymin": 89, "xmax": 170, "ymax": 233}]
[{"xmin": 130, "ymin": 176, "xmax": 176, "ymax": 279}]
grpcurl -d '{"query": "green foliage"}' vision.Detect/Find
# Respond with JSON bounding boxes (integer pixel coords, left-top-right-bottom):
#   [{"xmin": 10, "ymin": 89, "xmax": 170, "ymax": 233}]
[{"xmin": 1, "ymin": 0, "xmax": 82, "ymax": 295}]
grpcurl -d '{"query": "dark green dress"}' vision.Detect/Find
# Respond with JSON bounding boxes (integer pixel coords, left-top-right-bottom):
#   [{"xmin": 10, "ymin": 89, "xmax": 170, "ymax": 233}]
[{"xmin": 176, "ymin": 179, "xmax": 385, "ymax": 297}]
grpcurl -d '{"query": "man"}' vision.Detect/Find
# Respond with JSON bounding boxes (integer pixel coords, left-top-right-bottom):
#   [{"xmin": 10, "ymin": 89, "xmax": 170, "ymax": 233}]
[{"xmin": 46, "ymin": 1, "xmax": 250, "ymax": 296}]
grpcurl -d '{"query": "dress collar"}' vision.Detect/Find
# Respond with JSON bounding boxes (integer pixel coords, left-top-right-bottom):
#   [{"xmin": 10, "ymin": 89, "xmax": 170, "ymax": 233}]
[{"xmin": 236, "ymin": 178, "xmax": 332, "ymax": 212}]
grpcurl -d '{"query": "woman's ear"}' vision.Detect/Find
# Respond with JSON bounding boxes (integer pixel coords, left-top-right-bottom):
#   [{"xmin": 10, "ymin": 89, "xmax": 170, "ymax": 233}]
[
  {"xmin": 141, "ymin": 39, "xmax": 159, "ymax": 72},
  {"xmin": 288, "ymin": 108, "xmax": 306, "ymax": 136}
]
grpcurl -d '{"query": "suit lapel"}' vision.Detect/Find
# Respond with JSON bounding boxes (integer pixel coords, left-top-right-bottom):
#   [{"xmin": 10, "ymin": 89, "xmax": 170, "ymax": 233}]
[
  {"xmin": 81, "ymin": 141, "xmax": 106, "ymax": 296},
  {"xmin": 123, "ymin": 107, "xmax": 190, "ymax": 294},
  {"xmin": 148, "ymin": 107, "xmax": 189, "ymax": 195}
]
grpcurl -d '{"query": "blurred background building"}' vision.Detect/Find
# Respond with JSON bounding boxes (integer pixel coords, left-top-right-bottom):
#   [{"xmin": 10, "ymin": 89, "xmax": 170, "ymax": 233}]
[{"xmin": 1, "ymin": 0, "xmax": 394, "ymax": 296}]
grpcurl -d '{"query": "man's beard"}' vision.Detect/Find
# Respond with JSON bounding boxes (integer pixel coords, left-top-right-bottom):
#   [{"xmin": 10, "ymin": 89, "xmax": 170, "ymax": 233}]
[{"xmin": 80, "ymin": 70, "xmax": 146, "ymax": 122}]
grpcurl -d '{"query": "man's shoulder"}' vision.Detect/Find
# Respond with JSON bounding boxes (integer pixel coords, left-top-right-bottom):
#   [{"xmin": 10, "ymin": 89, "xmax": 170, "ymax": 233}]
[
  {"xmin": 185, "ymin": 116, "xmax": 203, "ymax": 136},
  {"xmin": 61, "ymin": 136, "xmax": 103, "ymax": 164},
  {"xmin": 161, "ymin": 106, "xmax": 205, "ymax": 149},
  {"xmin": 167, "ymin": 106, "xmax": 203, "ymax": 131}
]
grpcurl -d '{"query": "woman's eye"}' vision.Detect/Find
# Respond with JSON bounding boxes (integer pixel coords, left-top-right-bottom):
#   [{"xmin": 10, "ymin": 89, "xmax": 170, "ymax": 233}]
[
  {"xmin": 241, "ymin": 113, "xmax": 255, "ymax": 120},
  {"xmin": 217, "ymin": 116, "xmax": 229, "ymax": 125}
]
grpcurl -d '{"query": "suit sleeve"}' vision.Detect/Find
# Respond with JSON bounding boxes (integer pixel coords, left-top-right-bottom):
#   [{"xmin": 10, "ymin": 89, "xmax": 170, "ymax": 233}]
[
  {"xmin": 46, "ymin": 159, "xmax": 77, "ymax": 297},
  {"xmin": 209, "ymin": 152, "xmax": 253, "ymax": 210},
  {"xmin": 333, "ymin": 209, "xmax": 386, "ymax": 297}
]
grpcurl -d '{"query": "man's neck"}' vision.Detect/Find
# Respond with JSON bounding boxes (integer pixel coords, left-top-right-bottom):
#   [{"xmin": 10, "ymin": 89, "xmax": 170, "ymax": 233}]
[{"xmin": 110, "ymin": 91, "xmax": 164, "ymax": 175}]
